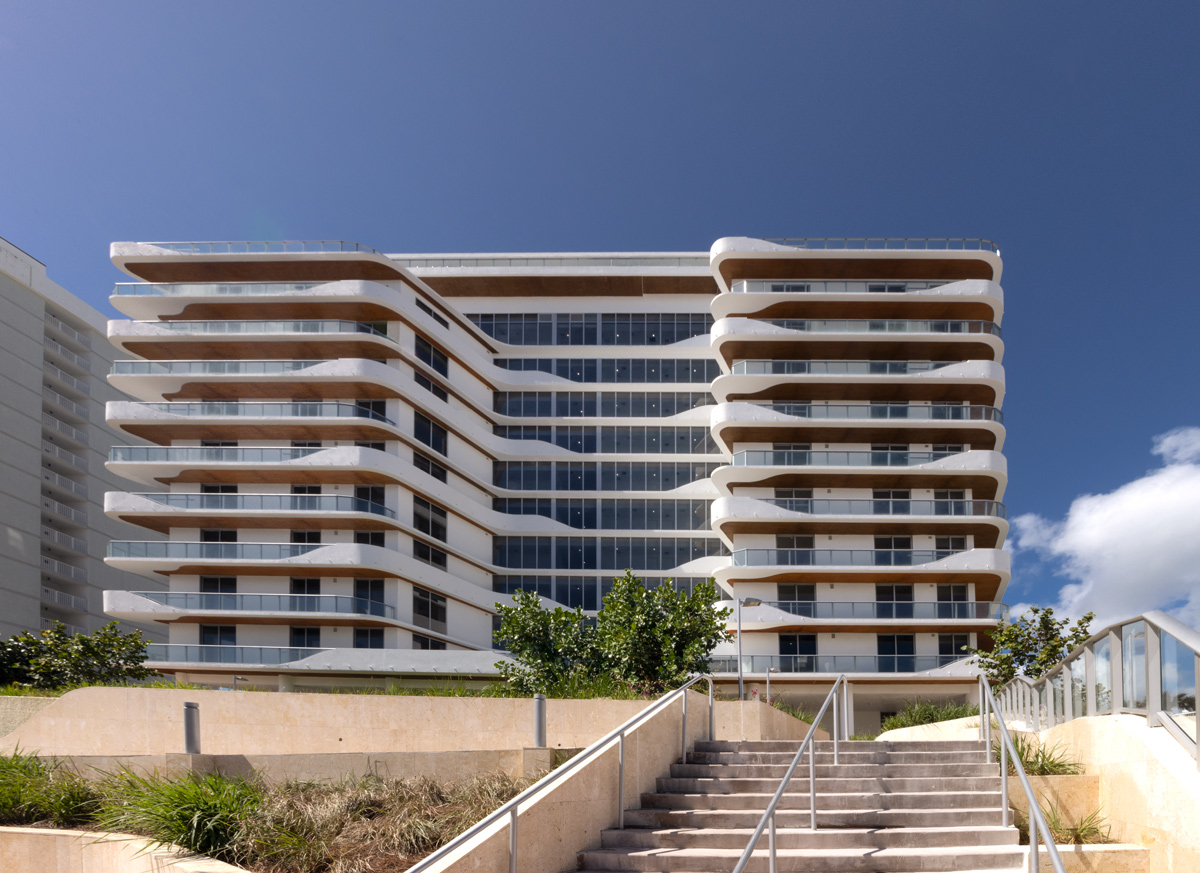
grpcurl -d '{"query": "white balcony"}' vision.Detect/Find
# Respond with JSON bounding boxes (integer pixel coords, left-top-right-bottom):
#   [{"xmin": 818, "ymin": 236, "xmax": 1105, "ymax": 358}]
[{"xmin": 711, "ymin": 277, "xmax": 1005, "ymax": 322}]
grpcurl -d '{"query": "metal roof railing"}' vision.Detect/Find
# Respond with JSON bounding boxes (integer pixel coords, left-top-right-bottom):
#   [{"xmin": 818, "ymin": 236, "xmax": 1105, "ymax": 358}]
[
  {"xmin": 141, "ymin": 240, "xmax": 383, "ymax": 255},
  {"xmin": 762, "ymin": 237, "xmax": 1000, "ymax": 254}
]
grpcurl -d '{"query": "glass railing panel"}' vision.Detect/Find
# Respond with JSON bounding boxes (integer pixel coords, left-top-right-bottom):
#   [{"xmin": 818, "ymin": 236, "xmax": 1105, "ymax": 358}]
[
  {"xmin": 124, "ymin": 320, "xmax": 391, "ymax": 339},
  {"xmin": 112, "ymin": 360, "xmax": 325, "ymax": 376},
  {"xmin": 760, "ymin": 237, "xmax": 1000, "ymax": 253},
  {"xmin": 730, "ymin": 450, "xmax": 958, "ymax": 467},
  {"xmin": 756, "ymin": 318, "xmax": 1001, "ymax": 339},
  {"xmin": 1161, "ymin": 631, "xmax": 1197, "ymax": 741},
  {"xmin": 730, "ymin": 280, "xmax": 953, "ymax": 294},
  {"xmin": 125, "ymin": 402, "xmax": 395, "ymax": 425},
  {"xmin": 1070, "ymin": 656, "xmax": 1087, "ymax": 717},
  {"xmin": 1094, "ymin": 636, "xmax": 1113, "ymax": 712},
  {"xmin": 732, "ymin": 548, "xmax": 960, "ymax": 567},
  {"xmin": 730, "ymin": 360, "xmax": 956, "ymax": 375},
  {"xmin": 113, "ymin": 282, "xmax": 326, "ymax": 296},
  {"xmin": 109, "ymin": 446, "xmax": 326, "ymax": 463},
  {"xmin": 761, "ymin": 600, "xmax": 1005, "ymax": 620},
  {"xmin": 140, "ymin": 240, "xmax": 382, "ymax": 255},
  {"xmin": 132, "ymin": 493, "xmax": 395, "ymax": 518},
  {"xmin": 108, "ymin": 542, "xmax": 323, "ymax": 560},
  {"xmin": 740, "ymin": 403, "xmax": 1003, "ymax": 424},
  {"xmin": 145, "ymin": 644, "xmax": 328, "ymax": 665},
  {"xmin": 1122, "ymin": 620, "xmax": 1148, "ymax": 710},
  {"xmin": 708, "ymin": 654, "xmax": 964, "ymax": 674},
  {"xmin": 762, "ymin": 498, "xmax": 1005, "ymax": 519},
  {"xmin": 135, "ymin": 592, "xmax": 395, "ymax": 619}
]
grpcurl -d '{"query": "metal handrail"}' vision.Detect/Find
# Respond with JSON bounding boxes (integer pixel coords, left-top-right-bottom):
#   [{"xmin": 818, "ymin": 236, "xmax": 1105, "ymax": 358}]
[
  {"xmin": 405, "ymin": 675, "xmax": 714, "ymax": 873},
  {"xmin": 732, "ymin": 675, "xmax": 849, "ymax": 873},
  {"xmin": 979, "ymin": 676, "xmax": 1065, "ymax": 873}
]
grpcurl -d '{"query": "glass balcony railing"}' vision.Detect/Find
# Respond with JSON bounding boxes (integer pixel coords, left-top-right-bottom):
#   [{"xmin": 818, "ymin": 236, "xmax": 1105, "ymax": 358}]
[
  {"xmin": 739, "ymin": 403, "xmax": 1003, "ymax": 423},
  {"xmin": 731, "ymin": 449, "xmax": 958, "ymax": 467},
  {"xmin": 145, "ymin": 644, "xmax": 328, "ymax": 665},
  {"xmin": 121, "ymin": 320, "xmax": 393, "ymax": 339},
  {"xmin": 753, "ymin": 319, "xmax": 1001, "ymax": 338},
  {"xmin": 110, "ymin": 446, "xmax": 326, "ymax": 464},
  {"xmin": 113, "ymin": 282, "xmax": 326, "ymax": 297},
  {"xmin": 709, "ymin": 653, "xmax": 965, "ymax": 674},
  {"xmin": 730, "ymin": 360, "xmax": 957, "ymax": 376},
  {"xmin": 731, "ymin": 280, "xmax": 952, "ymax": 294},
  {"xmin": 108, "ymin": 542, "xmax": 324, "ymax": 560},
  {"xmin": 118, "ymin": 402, "xmax": 396, "ymax": 426},
  {"xmin": 132, "ymin": 591, "xmax": 395, "ymax": 618},
  {"xmin": 760, "ymin": 600, "xmax": 1008, "ymax": 620},
  {"xmin": 760, "ymin": 237, "xmax": 1000, "ymax": 253},
  {"xmin": 731, "ymin": 548, "xmax": 962, "ymax": 567},
  {"xmin": 128, "ymin": 493, "xmax": 395, "ymax": 518},
  {"xmin": 758, "ymin": 498, "xmax": 1006, "ymax": 519},
  {"xmin": 112, "ymin": 360, "xmax": 325, "ymax": 376},
  {"xmin": 139, "ymin": 240, "xmax": 383, "ymax": 255}
]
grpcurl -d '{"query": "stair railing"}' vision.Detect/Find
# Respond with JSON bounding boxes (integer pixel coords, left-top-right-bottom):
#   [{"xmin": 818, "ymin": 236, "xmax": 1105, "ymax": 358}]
[
  {"xmin": 978, "ymin": 675, "xmax": 1066, "ymax": 873},
  {"xmin": 731, "ymin": 674, "xmax": 849, "ymax": 873},
  {"xmin": 405, "ymin": 674, "xmax": 713, "ymax": 873}
]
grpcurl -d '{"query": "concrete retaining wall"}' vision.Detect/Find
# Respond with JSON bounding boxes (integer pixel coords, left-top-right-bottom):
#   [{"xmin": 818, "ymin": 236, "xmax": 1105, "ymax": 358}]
[
  {"xmin": 0, "ymin": 696, "xmax": 57, "ymax": 737},
  {"xmin": 0, "ymin": 827, "xmax": 245, "ymax": 873}
]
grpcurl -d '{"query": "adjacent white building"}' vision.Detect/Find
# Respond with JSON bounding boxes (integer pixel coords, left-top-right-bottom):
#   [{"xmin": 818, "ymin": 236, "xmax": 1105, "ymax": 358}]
[
  {"xmin": 0, "ymin": 236, "xmax": 163, "ymax": 640},
  {"xmin": 101, "ymin": 238, "xmax": 1008, "ymax": 729}
]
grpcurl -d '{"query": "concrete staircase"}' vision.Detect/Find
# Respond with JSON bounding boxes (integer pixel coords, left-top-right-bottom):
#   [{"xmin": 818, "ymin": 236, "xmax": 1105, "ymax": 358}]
[{"xmin": 579, "ymin": 739, "xmax": 1023, "ymax": 872}]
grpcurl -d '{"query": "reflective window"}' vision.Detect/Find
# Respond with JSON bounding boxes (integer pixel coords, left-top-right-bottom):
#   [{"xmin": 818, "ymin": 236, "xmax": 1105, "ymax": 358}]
[
  {"xmin": 1094, "ymin": 637, "xmax": 1113, "ymax": 712},
  {"xmin": 492, "ymin": 537, "xmax": 726, "ymax": 570},
  {"xmin": 494, "ymin": 461, "xmax": 719, "ymax": 491},
  {"xmin": 1122, "ymin": 621, "xmax": 1148, "ymax": 709},
  {"xmin": 413, "ymin": 587, "xmax": 448, "ymax": 634},
  {"xmin": 415, "ymin": 335, "xmax": 449, "ymax": 376},
  {"xmin": 494, "ymin": 425, "xmax": 718, "ymax": 454},
  {"xmin": 414, "ymin": 412, "xmax": 448, "ymax": 456},
  {"xmin": 494, "ymin": 392, "xmax": 713, "ymax": 417},
  {"xmin": 470, "ymin": 313, "xmax": 713, "ymax": 346},
  {"xmin": 495, "ymin": 357, "xmax": 720, "ymax": 383},
  {"xmin": 493, "ymin": 575, "xmax": 715, "ymax": 610},
  {"xmin": 1161, "ymin": 631, "xmax": 1197, "ymax": 740}
]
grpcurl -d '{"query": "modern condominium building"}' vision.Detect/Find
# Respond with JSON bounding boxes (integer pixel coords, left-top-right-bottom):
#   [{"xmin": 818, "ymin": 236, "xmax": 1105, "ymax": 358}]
[
  {"xmin": 0, "ymin": 236, "xmax": 164, "ymax": 640},
  {"xmin": 102, "ymin": 238, "xmax": 1008, "ymax": 730}
]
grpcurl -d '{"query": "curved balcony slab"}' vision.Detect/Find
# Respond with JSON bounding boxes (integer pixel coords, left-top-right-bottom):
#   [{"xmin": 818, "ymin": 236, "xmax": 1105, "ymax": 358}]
[
  {"xmin": 711, "ymin": 278, "xmax": 1004, "ymax": 323},
  {"xmin": 106, "ymin": 400, "xmax": 398, "ymax": 444},
  {"xmin": 709, "ymin": 400, "xmax": 1005, "ymax": 453},
  {"xmin": 711, "ymin": 449, "xmax": 1008, "ymax": 501},
  {"xmin": 712, "ymin": 547, "xmax": 1011, "ymax": 602},
  {"xmin": 712, "ymin": 360, "xmax": 1006, "ymax": 407},
  {"xmin": 104, "ymin": 541, "xmax": 500, "ymax": 613},
  {"xmin": 104, "ymin": 491, "xmax": 398, "ymax": 533},
  {"xmin": 711, "ymin": 316, "xmax": 1004, "ymax": 367},
  {"xmin": 709, "ymin": 237, "xmax": 1003, "ymax": 293},
  {"xmin": 715, "ymin": 598, "xmax": 1006, "ymax": 634},
  {"xmin": 107, "ymin": 318, "xmax": 403, "ymax": 362},
  {"xmin": 710, "ymin": 495, "xmax": 1008, "ymax": 548},
  {"xmin": 143, "ymin": 646, "xmax": 509, "ymax": 675}
]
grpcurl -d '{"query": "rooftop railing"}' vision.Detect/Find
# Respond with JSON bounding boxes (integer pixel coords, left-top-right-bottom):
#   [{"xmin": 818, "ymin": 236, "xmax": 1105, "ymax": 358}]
[
  {"xmin": 732, "ymin": 548, "xmax": 961, "ymax": 567},
  {"xmin": 392, "ymin": 255, "xmax": 711, "ymax": 268},
  {"xmin": 140, "ymin": 240, "xmax": 383, "ymax": 255},
  {"xmin": 760, "ymin": 600, "xmax": 1008, "ymax": 621},
  {"xmin": 113, "ymin": 281, "xmax": 325, "ymax": 296},
  {"xmin": 120, "ymin": 320, "xmax": 392, "ymax": 339},
  {"xmin": 761, "ymin": 237, "xmax": 1000, "ymax": 254},
  {"xmin": 711, "ymin": 654, "xmax": 964, "ymax": 674},
  {"xmin": 730, "ymin": 279, "xmax": 952, "ymax": 294},
  {"xmin": 108, "ymin": 542, "xmax": 324, "ymax": 561},
  {"xmin": 128, "ymin": 493, "xmax": 395, "ymax": 518},
  {"xmin": 758, "ymin": 497, "xmax": 1006, "ymax": 518},
  {"xmin": 731, "ymin": 449, "xmax": 959, "ymax": 467},
  {"xmin": 730, "ymin": 360, "xmax": 956, "ymax": 376},
  {"xmin": 145, "ymin": 644, "xmax": 329, "ymax": 665},
  {"xmin": 109, "ymin": 446, "xmax": 327, "ymax": 464},
  {"xmin": 132, "ymin": 591, "xmax": 395, "ymax": 619},
  {"xmin": 112, "ymin": 360, "xmax": 325, "ymax": 376},
  {"xmin": 996, "ymin": 609, "xmax": 1200, "ymax": 768},
  {"xmin": 740, "ymin": 402, "xmax": 1003, "ymax": 423},
  {"xmin": 755, "ymin": 318, "xmax": 1002, "ymax": 338},
  {"xmin": 118, "ymin": 402, "xmax": 396, "ymax": 426}
]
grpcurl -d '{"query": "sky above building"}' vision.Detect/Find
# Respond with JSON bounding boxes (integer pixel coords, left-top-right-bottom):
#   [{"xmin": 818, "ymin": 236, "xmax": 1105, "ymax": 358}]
[{"xmin": 2, "ymin": 1, "xmax": 1197, "ymax": 628}]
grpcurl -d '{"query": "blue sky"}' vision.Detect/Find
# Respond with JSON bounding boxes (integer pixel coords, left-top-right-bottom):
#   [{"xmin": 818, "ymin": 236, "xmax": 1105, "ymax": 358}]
[{"xmin": 2, "ymin": 1, "xmax": 1198, "ymax": 627}]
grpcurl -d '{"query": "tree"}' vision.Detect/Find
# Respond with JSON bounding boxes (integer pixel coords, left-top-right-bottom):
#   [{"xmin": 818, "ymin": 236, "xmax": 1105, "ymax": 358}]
[
  {"xmin": 966, "ymin": 606, "xmax": 1094, "ymax": 685},
  {"xmin": 0, "ymin": 621, "xmax": 155, "ymax": 689},
  {"xmin": 494, "ymin": 573, "xmax": 732, "ymax": 695}
]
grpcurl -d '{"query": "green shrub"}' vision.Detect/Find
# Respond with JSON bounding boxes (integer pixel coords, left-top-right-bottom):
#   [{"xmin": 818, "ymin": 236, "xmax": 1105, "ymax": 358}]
[
  {"xmin": 95, "ymin": 770, "xmax": 262, "ymax": 863},
  {"xmin": 0, "ymin": 749, "xmax": 101, "ymax": 826},
  {"xmin": 1000, "ymin": 733, "xmax": 1083, "ymax": 776},
  {"xmin": 880, "ymin": 698, "xmax": 979, "ymax": 732}
]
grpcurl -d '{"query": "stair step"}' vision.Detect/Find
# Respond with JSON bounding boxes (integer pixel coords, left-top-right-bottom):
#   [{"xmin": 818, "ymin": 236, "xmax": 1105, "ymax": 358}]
[
  {"xmin": 657, "ymin": 776, "xmax": 1001, "ymax": 794},
  {"xmin": 687, "ymin": 751, "xmax": 989, "ymax": 765},
  {"xmin": 601, "ymin": 825, "xmax": 1019, "ymax": 850},
  {"xmin": 622, "ymin": 807, "xmax": 1008, "ymax": 829},
  {"xmin": 670, "ymin": 763, "xmax": 999, "ymax": 778},
  {"xmin": 640, "ymin": 791, "xmax": 1002, "ymax": 811},
  {"xmin": 578, "ymin": 845, "xmax": 1024, "ymax": 871},
  {"xmin": 693, "ymin": 740, "xmax": 987, "ymax": 754}
]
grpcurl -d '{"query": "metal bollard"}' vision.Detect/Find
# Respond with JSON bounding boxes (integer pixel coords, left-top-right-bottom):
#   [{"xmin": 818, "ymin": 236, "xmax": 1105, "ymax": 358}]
[
  {"xmin": 533, "ymin": 694, "xmax": 546, "ymax": 748},
  {"xmin": 184, "ymin": 701, "xmax": 200, "ymax": 754}
]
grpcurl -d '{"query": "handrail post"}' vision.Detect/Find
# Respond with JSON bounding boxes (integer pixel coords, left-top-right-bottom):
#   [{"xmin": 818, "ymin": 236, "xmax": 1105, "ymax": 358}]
[
  {"xmin": 617, "ymin": 731, "xmax": 625, "ymax": 830},
  {"xmin": 984, "ymin": 679, "xmax": 993, "ymax": 764},
  {"xmin": 1029, "ymin": 809, "xmax": 1039, "ymax": 873},
  {"xmin": 508, "ymin": 806, "xmax": 518, "ymax": 873},
  {"xmin": 708, "ymin": 677, "xmax": 715, "ymax": 741},
  {"xmin": 768, "ymin": 812, "xmax": 777, "ymax": 873},
  {"xmin": 682, "ymin": 689, "xmax": 689, "ymax": 764},
  {"xmin": 808, "ymin": 736, "xmax": 817, "ymax": 830},
  {"xmin": 1000, "ymin": 730, "xmax": 1008, "ymax": 827}
]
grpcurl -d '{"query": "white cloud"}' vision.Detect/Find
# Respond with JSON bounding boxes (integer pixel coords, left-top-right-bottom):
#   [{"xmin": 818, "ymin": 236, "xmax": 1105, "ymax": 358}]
[{"xmin": 1013, "ymin": 427, "xmax": 1200, "ymax": 629}]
